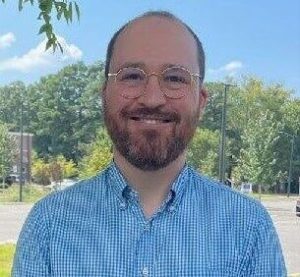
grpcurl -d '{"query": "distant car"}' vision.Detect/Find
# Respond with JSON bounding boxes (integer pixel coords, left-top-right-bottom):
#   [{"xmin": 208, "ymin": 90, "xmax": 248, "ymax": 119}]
[
  {"xmin": 296, "ymin": 198, "xmax": 300, "ymax": 217},
  {"xmin": 240, "ymin": 182, "xmax": 253, "ymax": 194},
  {"xmin": 47, "ymin": 179, "xmax": 78, "ymax": 191},
  {"xmin": 0, "ymin": 175, "xmax": 16, "ymax": 187}
]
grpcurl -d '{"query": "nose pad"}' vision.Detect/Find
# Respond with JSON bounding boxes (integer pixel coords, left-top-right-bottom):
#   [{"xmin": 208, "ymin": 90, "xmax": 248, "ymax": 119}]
[{"xmin": 137, "ymin": 74, "xmax": 167, "ymax": 106}]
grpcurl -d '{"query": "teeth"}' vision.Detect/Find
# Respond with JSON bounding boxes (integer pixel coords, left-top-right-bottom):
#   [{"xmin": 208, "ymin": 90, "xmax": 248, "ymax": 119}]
[{"xmin": 141, "ymin": 119, "xmax": 162, "ymax": 124}]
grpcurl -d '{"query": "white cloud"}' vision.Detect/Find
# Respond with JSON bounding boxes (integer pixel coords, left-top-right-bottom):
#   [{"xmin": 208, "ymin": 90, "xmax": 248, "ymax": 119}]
[
  {"xmin": 0, "ymin": 35, "xmax": 83, "ymax": 72},
  {"xmin": 0, "ymin": 32, "xmax": 16, "ymax": 49},
  {"xmin": 209, "ymin": 60, "xmax": 243, "ymax": 77}
]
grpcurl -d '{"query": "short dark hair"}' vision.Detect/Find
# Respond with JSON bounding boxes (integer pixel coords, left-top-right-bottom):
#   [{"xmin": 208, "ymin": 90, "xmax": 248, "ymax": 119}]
[{"xmin": 104, "ymin": 11, "xmax": 205, "ymax": 83}]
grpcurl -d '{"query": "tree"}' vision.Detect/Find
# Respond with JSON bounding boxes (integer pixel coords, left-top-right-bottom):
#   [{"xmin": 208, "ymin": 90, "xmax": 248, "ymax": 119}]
[
  {"xmin": 233, "ymin": 111, "xmax": 281, "ymax": 191},
  {"xmin": 27, "ymin": 62, "xmax": 104, "ymax": 162},
  {"xmin": 0, "ymin": 81, "xmax": 28, "ymax": 132},
  {"xmin": 0, "ymin": 122, "xmax": 17, "ymax": 186},
  {"xmin": 1, "ymin": 0, "xmax": 80, "ymax": 52},
  {"xmin": 187, "ymin": 128, "xmax": 220, "ymax": 178},
  {"xmin": 79, "ymin": 128, "xmax": 113, "ymax": 179},
  {"xmin": 31, "ymin": 157, "xmax": 51, "ymax": 185}
]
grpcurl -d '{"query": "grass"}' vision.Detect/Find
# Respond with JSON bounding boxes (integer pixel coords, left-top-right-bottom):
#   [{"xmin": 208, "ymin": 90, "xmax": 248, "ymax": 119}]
[
  {"xmin": 0, "ymin": 244, "xmax": 16, "ymax": 277},
  {"xmin": 0, "ymin": 184, "xmax": 51, "ymax": 203},
  {"xmin": 251, "ymin": 192, "xmax": 299, "ymax": 201}
]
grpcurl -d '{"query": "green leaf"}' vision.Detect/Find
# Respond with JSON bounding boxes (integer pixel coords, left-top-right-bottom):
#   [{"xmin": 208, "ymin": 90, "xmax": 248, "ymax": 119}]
[
  {"xmin": 18, "ymin": 0, "xmax": 23, "ymax": 11},
  {"xmin": 38, "ymin": 23, "xmax": 49, "ymax": 34},
  {"xmin": 39, "ymin": 0, "xmax": 52, "ymax": 13},
  {"xmin": 45, "ymin": 39, "xmax": 53, "ymax": 51},
  {"xmin": 57, "ymin": 41, "xmax": 64, "ymax": 53},
  {"xmin": 68, "ymin": 2, "xmax": 73, "ymax": 22},
  {"xmin": 37, "ymin": 11, "xmax": 43, "ymax": 19},
  {"xmin": 42, "ymin": 12, "xmax": 51, "ymax": 24},
  {"xmin": 74, "ymin": 2, "xmax": 80, "ymax": 20},
  {"xmin": 57, "ymin": 10, "xmax": 63, "ymax": 20},
  {"xmin": 63, "ymin": 8, "xmax": 69, "ymax": 24}
]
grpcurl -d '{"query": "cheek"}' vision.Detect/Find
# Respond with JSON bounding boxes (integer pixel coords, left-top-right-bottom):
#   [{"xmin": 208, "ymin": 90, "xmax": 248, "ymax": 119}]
[{"xmin": 104, "ymin": 89, "xmax": 133, "ymax": 116}]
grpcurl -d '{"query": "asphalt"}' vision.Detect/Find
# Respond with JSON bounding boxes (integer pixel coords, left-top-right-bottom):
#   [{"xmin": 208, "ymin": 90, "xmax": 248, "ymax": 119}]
[{"xmin": 0, "ymin": 197, "xmax": 299, "ymax": 274}]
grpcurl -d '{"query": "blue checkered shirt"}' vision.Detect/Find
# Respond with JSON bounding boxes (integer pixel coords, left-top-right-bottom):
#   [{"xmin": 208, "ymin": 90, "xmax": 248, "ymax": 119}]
[{"xmin": 12, "ymin": 163, "xmax": 286, "ymax": 276}]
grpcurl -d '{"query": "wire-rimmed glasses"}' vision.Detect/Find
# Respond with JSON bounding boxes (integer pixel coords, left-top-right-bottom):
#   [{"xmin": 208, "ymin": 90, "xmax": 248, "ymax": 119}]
[{"xmin": 108, "ymin": 66, "xmax": 201, "ymax": 99}]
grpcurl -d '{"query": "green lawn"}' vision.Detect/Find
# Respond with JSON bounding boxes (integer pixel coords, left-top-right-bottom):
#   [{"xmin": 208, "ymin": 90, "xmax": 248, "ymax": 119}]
[
  {"xmin": 0, "ymin": 184, "xmax": 51, "ymax": 203},
  {"xmin": 251, "ymin": 192, "xmax": 299, "ymax": 201},
  {"xmin": 0, "ymin": 244, "xmax": 15, "ymax": 277}
]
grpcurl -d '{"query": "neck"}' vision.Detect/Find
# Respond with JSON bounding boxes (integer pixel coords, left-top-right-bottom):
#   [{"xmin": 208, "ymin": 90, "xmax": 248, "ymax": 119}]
[{"xmin": 114, "ymin": 149, "xmax": 186, "ymax": 218}]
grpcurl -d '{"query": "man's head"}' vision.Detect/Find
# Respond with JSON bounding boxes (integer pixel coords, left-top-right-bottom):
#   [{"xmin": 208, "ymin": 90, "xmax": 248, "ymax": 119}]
[
  {"xmin": 102, "ymin": 11, "xmax": 208, "ymax": 171},
  {"xmin": 104, "ymin": 11, "xmax": 205, "ymax": 84}
]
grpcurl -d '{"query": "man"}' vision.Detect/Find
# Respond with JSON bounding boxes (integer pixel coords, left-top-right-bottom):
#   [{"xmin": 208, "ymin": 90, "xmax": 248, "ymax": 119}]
[{"xmin": 13, "ymin": 11, "xmax": 286, "ymax": 276}]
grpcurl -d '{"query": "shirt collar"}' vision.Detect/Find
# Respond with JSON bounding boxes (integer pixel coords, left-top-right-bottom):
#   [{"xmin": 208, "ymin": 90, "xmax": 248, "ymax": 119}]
[{"xmin": 107, "ymin": 161, "xmax": 190, "ymax": 210}]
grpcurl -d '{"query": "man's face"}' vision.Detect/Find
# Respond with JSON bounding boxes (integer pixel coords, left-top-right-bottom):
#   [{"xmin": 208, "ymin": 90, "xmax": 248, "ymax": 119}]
[{"xmin": 103, "ymin": 16, "xmax": 207, "ymax": 170}]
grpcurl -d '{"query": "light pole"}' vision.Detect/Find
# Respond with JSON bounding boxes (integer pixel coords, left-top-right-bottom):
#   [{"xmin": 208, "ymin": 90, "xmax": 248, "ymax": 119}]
[
  {"xmin": 280, "ymin": 132, "xmax": 295, "ymax": 197},
  {"xmin": 19, "ymin": 99, "xmax": 24, "ymax": 202},
  {"xmin": 218, "ymin": 84, "xmax": 231, "ymax": 183}
]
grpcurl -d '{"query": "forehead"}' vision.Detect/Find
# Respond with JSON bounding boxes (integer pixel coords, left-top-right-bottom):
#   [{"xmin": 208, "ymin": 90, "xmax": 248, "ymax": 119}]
[{"xmin": 111, "ymin": 16, "xmax": 199, "ymax": 72}]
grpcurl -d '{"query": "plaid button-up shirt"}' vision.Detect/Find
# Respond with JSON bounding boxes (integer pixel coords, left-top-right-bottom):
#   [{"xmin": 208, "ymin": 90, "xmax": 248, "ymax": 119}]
[{"xmin": 12, "ymin": 162, "xmax": 286, "ymax": 276}]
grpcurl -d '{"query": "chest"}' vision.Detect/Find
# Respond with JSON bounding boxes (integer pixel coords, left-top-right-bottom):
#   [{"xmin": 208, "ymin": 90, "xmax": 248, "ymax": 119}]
[{"xmin": 49, "ymin": 209, "xmax": 248, "ymax": 276}]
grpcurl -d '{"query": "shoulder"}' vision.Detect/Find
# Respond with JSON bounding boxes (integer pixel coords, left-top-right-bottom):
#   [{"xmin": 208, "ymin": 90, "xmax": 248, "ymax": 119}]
[
  {"xmin": 30, "ymin": 166, "xmax": 111, "ymax": 222},
  {"xmin": 187, "ymin": 167, "xmax": 271, "ymax": 224}
]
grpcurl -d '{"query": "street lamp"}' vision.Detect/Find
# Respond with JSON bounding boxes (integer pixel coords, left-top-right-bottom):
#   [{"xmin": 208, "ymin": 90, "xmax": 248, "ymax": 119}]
[
  {"xmin": 19, "ymin": 97, "xmax": 24, "ymax": 202},
  {"xmin": 218, "ymin": 83, "xmax": 232, "ymax": 183},
  {"xmin": 280, "ymin": 132, "xmax": 295, "ymax": 197}
]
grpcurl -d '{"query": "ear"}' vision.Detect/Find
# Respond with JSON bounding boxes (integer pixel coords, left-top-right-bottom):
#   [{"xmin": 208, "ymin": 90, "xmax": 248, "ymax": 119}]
[
  {"xmin": 101, "ymin": 81, "xmax": 108, "ymax": 98},
  {"xmin": 198, "ymin": 87, "xmax": 208, "ymax": 114}
]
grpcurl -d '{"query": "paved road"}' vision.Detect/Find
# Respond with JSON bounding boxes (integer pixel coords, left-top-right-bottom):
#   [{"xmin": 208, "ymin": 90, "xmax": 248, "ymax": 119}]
[
  {"xmin": 0, "ymin": 197, "xmax": 299, "ymax": 274},
  {"xmin": 0, "ymin": 203, "xmax": 33, "ymax": 243},
  {"xmin": 262, "ymin": 197, "xmax": 300, "ymax": 275}
]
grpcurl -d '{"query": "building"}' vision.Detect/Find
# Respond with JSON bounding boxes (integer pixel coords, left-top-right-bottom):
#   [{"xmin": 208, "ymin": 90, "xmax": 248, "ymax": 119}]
[{"xmin": 9, "ymin": 132, "xmax": 33, "ymax": 183}]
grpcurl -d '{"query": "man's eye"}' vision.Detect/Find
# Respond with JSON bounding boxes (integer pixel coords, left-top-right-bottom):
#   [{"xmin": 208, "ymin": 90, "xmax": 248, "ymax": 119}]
[
  {"xmin": 120, "ymin": 72, "xmax": 144, "ymax": 81},
  {"xmin": 164, "ymin": 75, "xmax": 187, "ymax": 83}
]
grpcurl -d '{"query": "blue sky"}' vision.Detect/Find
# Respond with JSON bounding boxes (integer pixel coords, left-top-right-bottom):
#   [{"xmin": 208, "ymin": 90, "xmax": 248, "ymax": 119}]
[{"xmin": 0, "ymin": 0, "xmax": 299, "ymax": 97}]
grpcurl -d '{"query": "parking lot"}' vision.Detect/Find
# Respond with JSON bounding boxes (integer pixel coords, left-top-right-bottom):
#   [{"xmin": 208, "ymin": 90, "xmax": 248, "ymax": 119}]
[
  {"xmin": 0, "ymin": 196, "xmax": 299, "ymax": 275},
  {"xmin": 262, "ymin": 197, "xmax": 300, "ymax": 275}
]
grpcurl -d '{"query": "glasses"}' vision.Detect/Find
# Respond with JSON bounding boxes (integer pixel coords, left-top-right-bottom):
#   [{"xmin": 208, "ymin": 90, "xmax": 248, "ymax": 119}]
[{"xmin": 108, "ymin": 66, "xmax": 201, "ymax": 99}]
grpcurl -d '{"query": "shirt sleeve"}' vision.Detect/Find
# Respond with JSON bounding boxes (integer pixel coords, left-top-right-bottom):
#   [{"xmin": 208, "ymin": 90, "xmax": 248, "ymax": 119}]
[
  {"xmin": 247, "ymin": 209, "xmax": 287, "ymax": 277},
  {"xmin": 12, "ymin": 201, "xmax": 51, "ymax": 277}
]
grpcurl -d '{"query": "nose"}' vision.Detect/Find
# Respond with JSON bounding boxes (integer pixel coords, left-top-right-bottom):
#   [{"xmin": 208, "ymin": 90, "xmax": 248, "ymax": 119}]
[{"xmin": 136, "ymin": 74, "xmax": 167, "ymax": 107}]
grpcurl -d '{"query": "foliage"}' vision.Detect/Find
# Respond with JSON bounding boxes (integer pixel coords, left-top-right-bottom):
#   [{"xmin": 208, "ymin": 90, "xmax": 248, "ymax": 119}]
[
  {"xmin": 31, "ymin": 157, "xmax": 51, "ymax": 185},
  {"xmin": 0, "ymin": 184, "xmax": 50, "ymax": 203},
  {"xmin": 0, "ymin": 123, "xmax": 17, "ymax": 183},
  {"xmin": 0, "ymin": 82, "xmax": 28, "ymax": 132},
  {"xmin": 32, "ymin": 154, "xmax": 78, "ymax": 185},
  {"xmin": 1, "ymin": 66, "xmax": 299, "ymax": 192},
  {"xmin": 0, "ymin": 0, "xmax": 80, "ymax": 52},
  {"xmin": 0, "ymin": 243, "xmax": 16, "ymax": 277},
  {"xmin": 233, "ymin": 111, "xmax": 281, "ymax": 190},
  {"xmin": 26, "ymin": 62, "xmax": 104, "ymax": 162},
  {"xmin": 79, "ymin": 128, "xmax": 113, "ymax": 179},
  {"xmin": 187, "ymin": 128, "xmax": 219, "ymax": 178}
]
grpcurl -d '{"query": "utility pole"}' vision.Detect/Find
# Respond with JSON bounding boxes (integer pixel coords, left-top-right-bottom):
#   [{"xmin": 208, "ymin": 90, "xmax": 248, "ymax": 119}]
[
  {"xmin": 19, "ymin": 100, "xmax": 24, "ymax": 202},
  {"xmin": 219, "ymin": 84, "xmax": 230, "ymax": 183},
  {"xmin": 280, "ymin": 132, "xmax": 295, "ymax": 198},
  {"xmin": 287, "ymin": 135, "xmax": 295, "ymax": 198}
]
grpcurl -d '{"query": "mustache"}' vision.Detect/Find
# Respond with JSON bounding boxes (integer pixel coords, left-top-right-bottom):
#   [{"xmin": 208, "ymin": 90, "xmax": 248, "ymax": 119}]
[{"xmin": 121, "ymin": 107, "xmax": 181, "ymax": 123}]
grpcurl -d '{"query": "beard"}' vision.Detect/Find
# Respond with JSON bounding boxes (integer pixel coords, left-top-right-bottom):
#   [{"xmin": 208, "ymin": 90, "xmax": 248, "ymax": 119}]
[{"xmin": 103, "ymin": 97, "xmax": 200, "ymax": 171}]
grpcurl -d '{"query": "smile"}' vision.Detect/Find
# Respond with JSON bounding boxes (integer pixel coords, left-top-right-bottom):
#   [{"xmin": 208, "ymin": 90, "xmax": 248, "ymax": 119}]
[{"xmin": 130, "ymin": 116, "xmax": 173, "ymax": 124}]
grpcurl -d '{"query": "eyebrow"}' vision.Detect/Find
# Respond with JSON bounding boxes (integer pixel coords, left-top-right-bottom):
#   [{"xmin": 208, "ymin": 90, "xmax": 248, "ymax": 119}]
[{"xmin": 116, "ymin": 62, "xmax": 189, "ymax": 72}]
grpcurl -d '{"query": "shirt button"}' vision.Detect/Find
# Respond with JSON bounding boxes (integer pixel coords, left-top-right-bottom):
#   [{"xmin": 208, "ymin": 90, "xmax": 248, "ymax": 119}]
[
  {"xmin": 119, "ymin": 202, "xmax": 127, "ymax": 210},
  {"xmin": 144, "ymin": 224, "xmax": 151, "ymax": 231},
  {"xmin": 141, "ymin": 267, "xmax": 149, "ymax": 276},
  {"xmin": 168, "ymin": 205, "xmax": 176, "ymax": 212}
]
